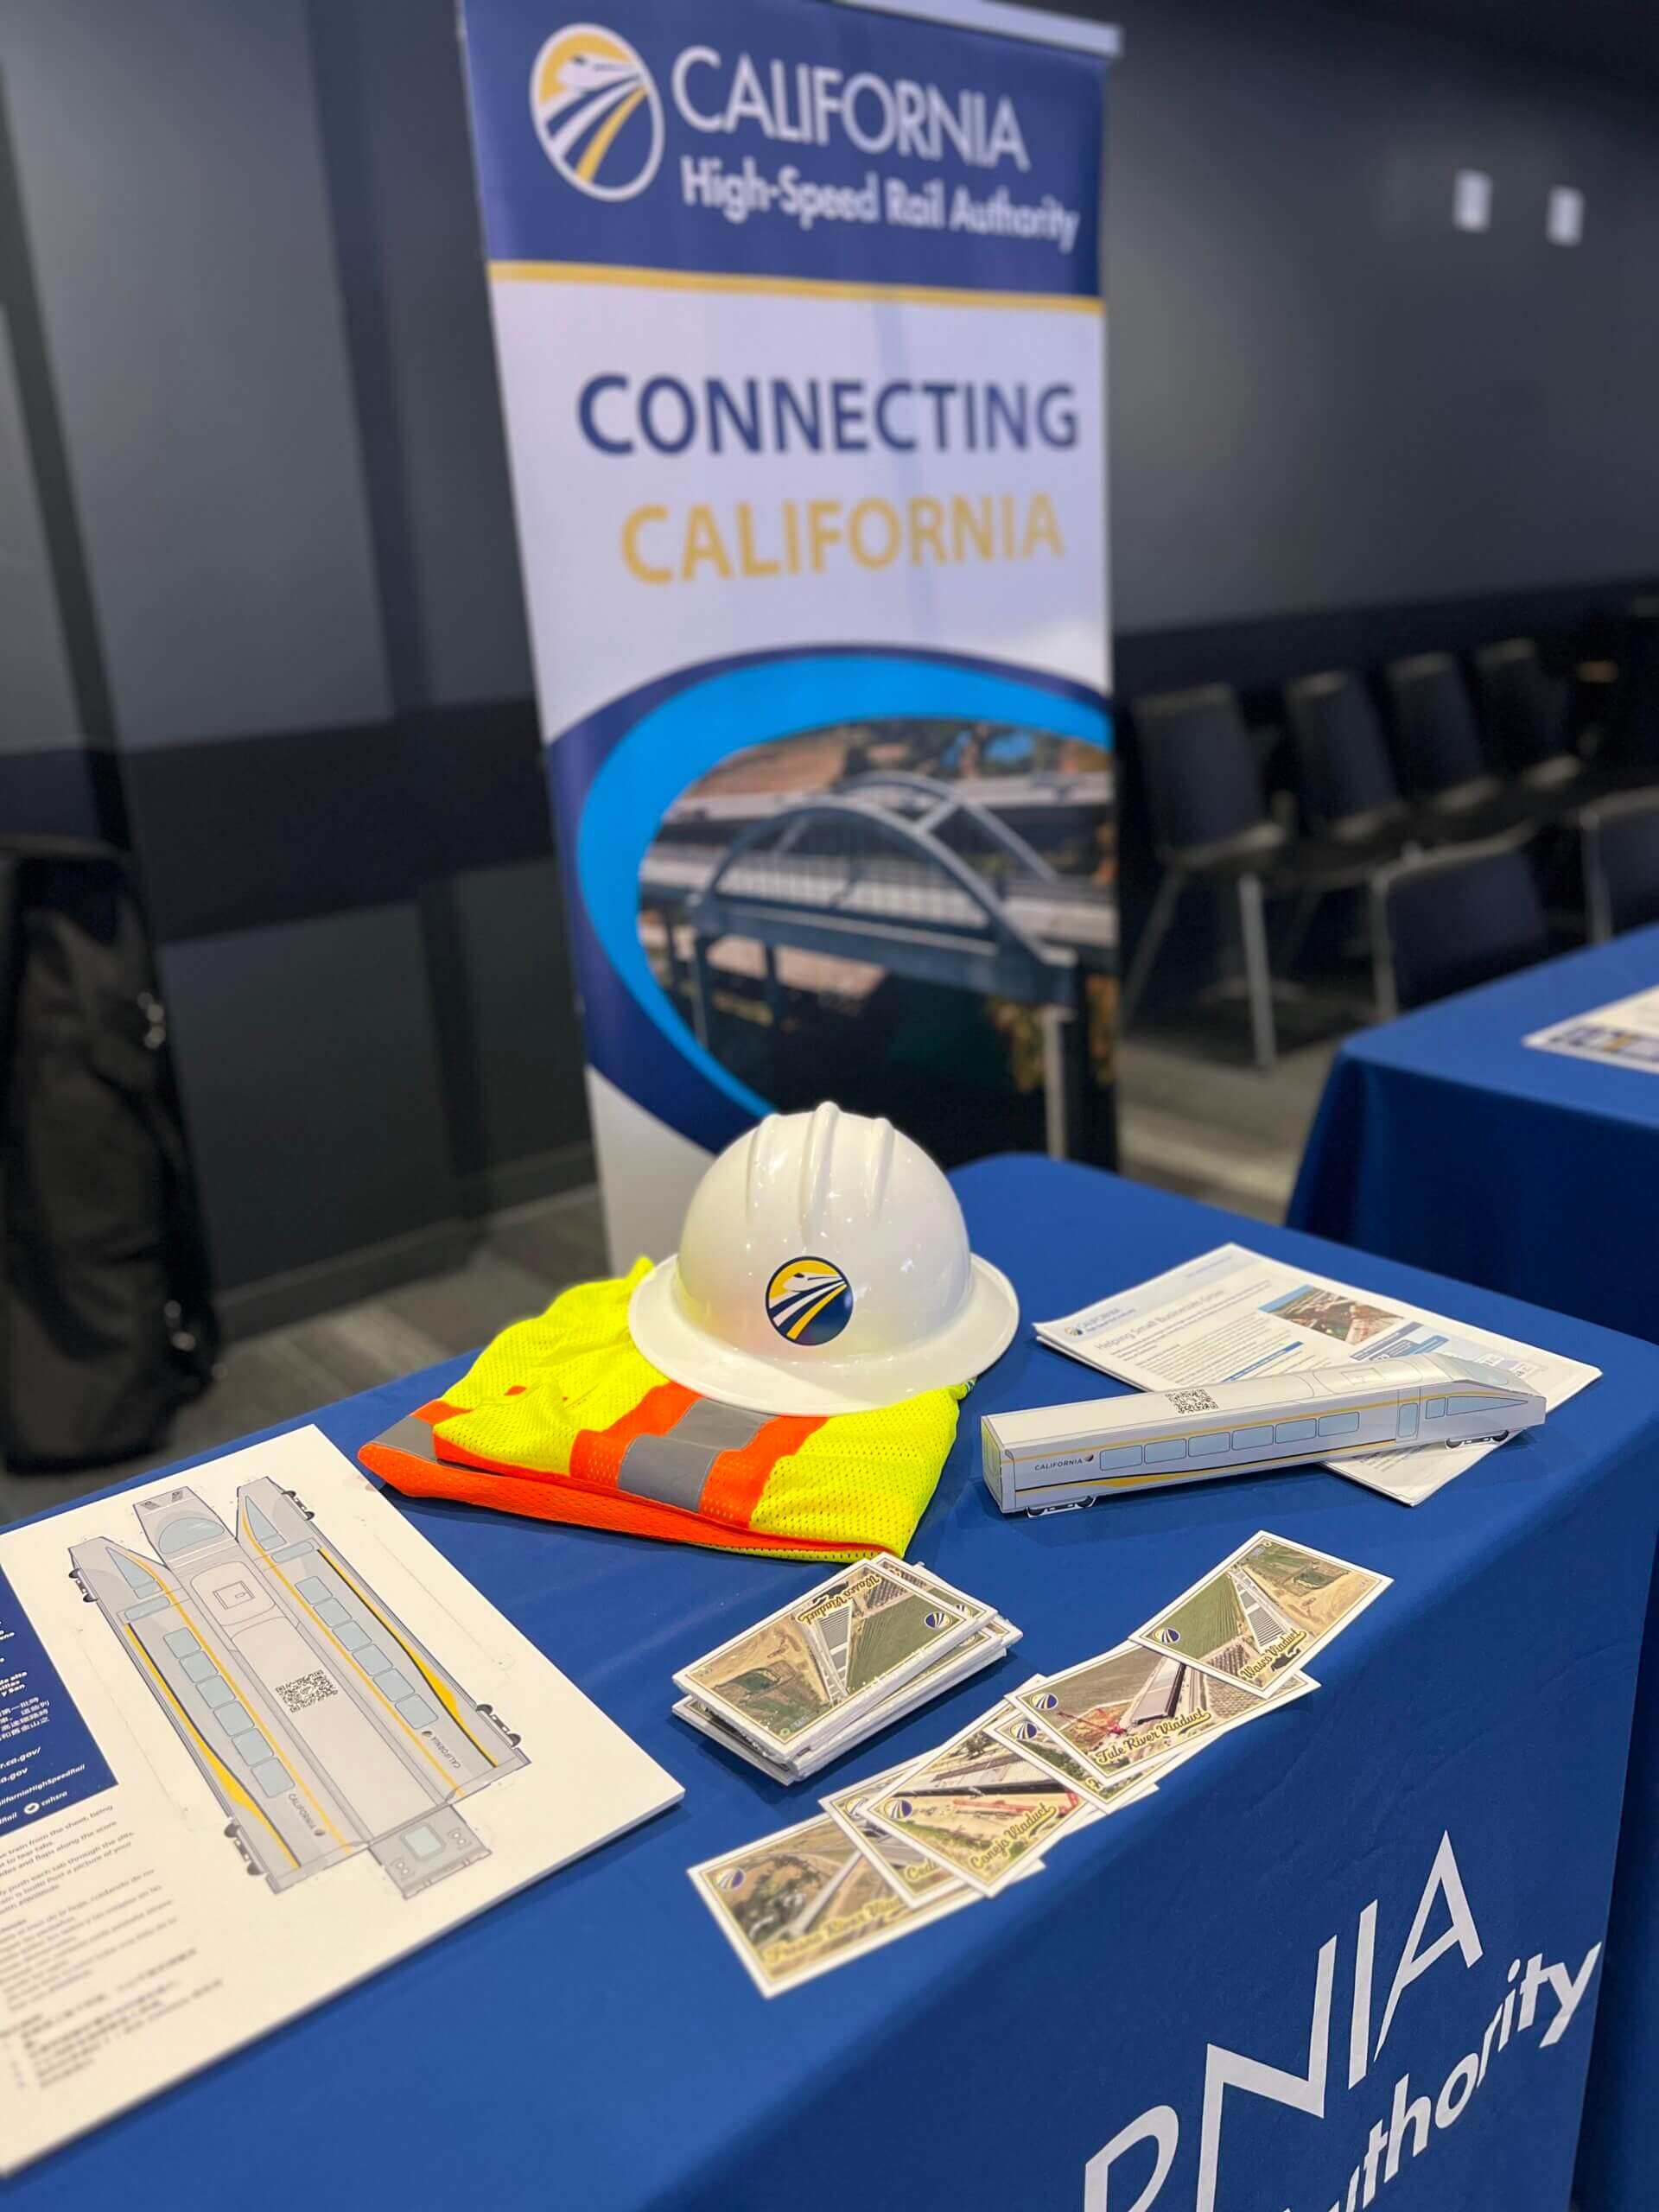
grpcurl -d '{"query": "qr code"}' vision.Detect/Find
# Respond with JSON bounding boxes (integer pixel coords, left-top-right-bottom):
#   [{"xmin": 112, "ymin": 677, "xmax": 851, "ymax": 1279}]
[
  {"xmin": 275, "ymin": 1670, "xmax": 338, "ymax": 1714},
  {"xmin": 1169, "ymin": 1388, "xmax": 1219, "ymax": 1414}
]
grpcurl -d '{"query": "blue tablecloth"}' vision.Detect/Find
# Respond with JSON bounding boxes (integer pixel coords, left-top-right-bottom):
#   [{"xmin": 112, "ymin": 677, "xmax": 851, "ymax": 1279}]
[
  {"xmin": 1289, "ymin": 929, "xmax": 1659, "ymax": 2211},
  {"xmin": 9, "ymin": 1160, "xmax": 1659, "ymax": 2212},
  {"xmin": 1288, "ymin": 926, "xmax": 1659, "ymax": 1344}
]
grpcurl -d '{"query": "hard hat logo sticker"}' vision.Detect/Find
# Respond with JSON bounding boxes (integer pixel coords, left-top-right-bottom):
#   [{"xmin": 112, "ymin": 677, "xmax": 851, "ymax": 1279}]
[{"xmin": 766, "ymin": 1258, "xmax": 854, "ymax": 1347}]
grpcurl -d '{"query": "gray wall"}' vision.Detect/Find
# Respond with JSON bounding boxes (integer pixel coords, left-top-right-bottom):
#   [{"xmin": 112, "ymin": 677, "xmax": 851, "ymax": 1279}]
[
  {"xmin": 1, "ymin": 0, "xmax": 577, "ymax": 1328},
  {"xmin": 3, "ymin": 0, "xmax": 1656, "ymax": 1319},
  {"xmin": 0, "ymin": 313, "xmax": 79, "ymax": 751},
  {"xmin": 1100, "ymin": 0, "xmax": 1659, "ymax": 636},
  {"xmin": 3, "ymin": 0, "xmax": 391, "ymax": 747},
  {"xmin": 308, "ymin": 0, "xmax": 533, "ymax": 711}
]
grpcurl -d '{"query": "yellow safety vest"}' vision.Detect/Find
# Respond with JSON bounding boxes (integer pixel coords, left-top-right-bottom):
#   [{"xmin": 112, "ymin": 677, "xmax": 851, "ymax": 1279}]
[{"xmin": 361, "ymin": 1262, "xmax": 963, "ymax": 1563}]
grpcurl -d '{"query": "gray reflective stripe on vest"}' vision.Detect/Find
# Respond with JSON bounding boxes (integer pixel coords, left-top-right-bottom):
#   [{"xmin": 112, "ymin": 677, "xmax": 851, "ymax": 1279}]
[
  {"xmin": 617, "ymin": 1402, "xmax": 773, "ymax": 1513},
  {"xmin": 373, "ymin": 1414, "xmax": 443, "ymax": 1465}
]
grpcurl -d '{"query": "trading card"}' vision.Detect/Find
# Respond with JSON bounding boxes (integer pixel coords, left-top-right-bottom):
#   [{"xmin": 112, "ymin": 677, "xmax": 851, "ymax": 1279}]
[
  {"xmin": 688, "ymin": 1814, "xmax": 975, "ymax": 1996},
  {"xmin": 671, "ymin": 1618, "xmax": 1013, "ymax": 1783},
  {"xmin": 850, "ymin": 1617, "xmax": 1012, "ymax": 1715},
  {"xmin": 1009, "ymin": 1643, "xmax": 1316, "ymax": 1775},
  {"xmin": 1153, "ymin": 1675, "xmax": 1320, "ymax": 1781},
  {"xmin": 672, "ymin": 1694, "xmax": 804, "ymax": 1783},
  {"xmin": 882, "ymin": 1558, "xmax": 1002, "ymax": 1634},
  {"xmin": 858, "ymin": 1706, "xmax": 1098, "ymax": 1895},
  {"xmin": 1131, "ymin": 1530, "xmax": 1390, "ymax": 1696},
  {"xmin": 820, "ymin": 1764, "xmax": 966, "ymax": 1905},
  {"xmin": 673, "ymin": 1621, "xmax": 1011, "ymax": 1783},
  {"xmin": 676, "ymin": 1558, "xmax": 976, "ymax": 1756},
  {"xmin": 988, "ymin": 1696, "xmax": 1165, "ymax": 1810}
]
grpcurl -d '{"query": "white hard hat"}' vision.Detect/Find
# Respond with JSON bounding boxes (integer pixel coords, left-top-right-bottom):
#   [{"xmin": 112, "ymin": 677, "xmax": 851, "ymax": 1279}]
[{"xmin": 628, "ymin": 1103, "xmax": 1019, "ymax": 1416}]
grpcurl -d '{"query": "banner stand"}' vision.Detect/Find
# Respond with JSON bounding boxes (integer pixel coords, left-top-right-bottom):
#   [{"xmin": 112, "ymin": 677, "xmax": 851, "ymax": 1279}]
[{"xmin": 461, "ymin": 0, "xmax": 1119, "ymax": 1264}]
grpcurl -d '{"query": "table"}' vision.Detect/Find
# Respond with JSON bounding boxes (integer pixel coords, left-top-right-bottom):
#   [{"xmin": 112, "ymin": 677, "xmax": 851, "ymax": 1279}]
[
  {"xmin": 1288, "ymin": 926, "xmax": 1659, "ymax": 1344},
  {"xmin": 10, "ymin": 1160, "xmax": 1659, "ymax": 2212},
  {"xmin": 1288, "ymin": 928, "xmax": 1659, "ymax": 2211}
]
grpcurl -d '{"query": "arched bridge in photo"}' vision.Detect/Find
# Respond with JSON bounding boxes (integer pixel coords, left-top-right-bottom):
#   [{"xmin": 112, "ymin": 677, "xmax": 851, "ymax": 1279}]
[{"xmin": 636, "ymin": 772, "xmax": 1116, "ymax": 1156}]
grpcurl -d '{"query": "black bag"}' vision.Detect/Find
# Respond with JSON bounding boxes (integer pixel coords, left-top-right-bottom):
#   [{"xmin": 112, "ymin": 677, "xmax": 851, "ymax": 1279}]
[{"xmin": 1, "ymin": 836, "xmax": 219, "ymax": 1470}]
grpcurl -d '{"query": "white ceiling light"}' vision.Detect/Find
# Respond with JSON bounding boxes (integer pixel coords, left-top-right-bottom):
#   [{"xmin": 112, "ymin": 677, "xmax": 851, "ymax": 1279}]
[
  {"xmin": 1453, "ymin": 170, "xmax": 1492, "ymax": 232},
  {"xmin": 1547, "ymin": 187, "xmax": 1585, "ymax": 245}
]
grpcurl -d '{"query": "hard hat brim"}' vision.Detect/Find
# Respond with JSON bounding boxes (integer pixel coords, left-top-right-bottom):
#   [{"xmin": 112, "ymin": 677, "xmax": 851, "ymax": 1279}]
[{"xmin": 627, "ymin": 1253, "xmax": 1020, "ymax": 1417}]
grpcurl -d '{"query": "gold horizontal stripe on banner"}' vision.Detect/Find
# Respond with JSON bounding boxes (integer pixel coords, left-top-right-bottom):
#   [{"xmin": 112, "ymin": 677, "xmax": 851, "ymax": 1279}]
[{"xmin": 490, "ymin": 258, "xmax": 1104, "ymax": 315}]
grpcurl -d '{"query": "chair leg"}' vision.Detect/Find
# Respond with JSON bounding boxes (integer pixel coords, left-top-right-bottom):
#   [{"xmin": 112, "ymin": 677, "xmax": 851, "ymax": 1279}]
[
  {"xmin": 1370, "ymin": 884, "xmax": 1398, "ymax": 1023},
  {"xmin": 1121, "ymin": 868, "xmax": 1185, "ymax": 1027},
  {"xmin": 1236, "ymin": 872, "xmax": 1277, "ymax": 1070},
  {"xmin": 1583, "ymin": 822, "xmax": 1613, "ymax": 943},
  {"xmin": 1039, "ymin": 1005, "xmax": 1088, "ymax": 1162}
]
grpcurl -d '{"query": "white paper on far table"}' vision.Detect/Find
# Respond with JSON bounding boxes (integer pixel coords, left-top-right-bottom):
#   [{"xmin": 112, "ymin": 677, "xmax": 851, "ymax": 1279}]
[
  {"xmin": 1525, "ymin": 985, "xmax": 1659, "ymax": 1074},
  {"xmin": 1034, "ymin": 1244, "xmax": 1598, "ymax": 1504}
]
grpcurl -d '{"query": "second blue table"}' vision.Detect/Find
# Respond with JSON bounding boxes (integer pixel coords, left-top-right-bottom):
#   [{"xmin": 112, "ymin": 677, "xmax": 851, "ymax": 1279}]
[
  {"xmin": 1289, "ymin": 926, "xmax": 1659, "ymax": 2211},
  {"xmin": 1289, "ymin": 925, "xmax": 1659, "ymax": 1342}
]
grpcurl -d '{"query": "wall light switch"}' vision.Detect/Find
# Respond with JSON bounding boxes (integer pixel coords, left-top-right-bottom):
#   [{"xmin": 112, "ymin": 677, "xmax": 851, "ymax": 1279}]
[
  {"xmin": 1547, "ymin": 187, "xmax": 1584, "ymax": 245},
  {"xmin": 1453, "ymin": 169, "xmax": 1492, "ymax": 232}
]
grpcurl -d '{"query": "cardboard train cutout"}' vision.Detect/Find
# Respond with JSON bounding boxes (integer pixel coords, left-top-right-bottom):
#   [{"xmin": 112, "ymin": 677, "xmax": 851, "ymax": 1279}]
[
  {"xmin": 982, "ymin": 1355, "xmax": 1545, "ymax": 1514},
  {"xmin": 69, "ymin": 1478, "xmax": 527, "ymax": 1897}
]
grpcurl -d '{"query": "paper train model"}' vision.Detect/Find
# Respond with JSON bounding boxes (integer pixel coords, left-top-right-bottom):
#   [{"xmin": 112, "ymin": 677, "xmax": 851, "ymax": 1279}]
[
  {"xmin": 981, "ymin": 1354, "xmax": 1545, "ymax": 1514},
  {"xmin": 69, "ymin": 1478, "xmax": 527, "ymax": 1897}
]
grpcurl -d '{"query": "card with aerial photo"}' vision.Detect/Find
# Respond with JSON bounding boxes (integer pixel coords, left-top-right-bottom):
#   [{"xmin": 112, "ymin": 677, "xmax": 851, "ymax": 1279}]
[
  {"xmin": 672, "ymin": 1694, "xmax": 805, "ymax": 1783},
  {"xmin": 820, "ymin": 1764, "xmax": 966, "ymax": 1906},
  {"xmin": 1010, "ymin": 1643, "xmax": 1318, "ymax": 1773},
  {"xmin": 990, "ymin": 1699, "xmax": 1162, "ymax": 1810},
  {"xmin": 1132, "ymin": 1530, "xmax": 1389, "ymax": 1696},
  {"xmin": 675, "ymin": 1560, "xmax": 974, "ymax": 1757},
  {"xmin": 1153, "ymin": 1675, "xmax": 1319, "ymax": 1782},
  {"xmin": 880, "ymin": 1558, "xmax": 1002, "ymax": 1635},
  {"xmin": 867, "ymin": 1617, "xmax": 1015, "ymax": 1715},
  {"xmin": 671, "ymin": 1616, "xmax": 1015, "ymax": 1781},
  {"xmin": 689, "ymin": 1813, "xmax": 974, "ymax": 1996},
  {"xmin": 859, "ymin": 1708, "xmax": 1097, "ymax": 1895}
]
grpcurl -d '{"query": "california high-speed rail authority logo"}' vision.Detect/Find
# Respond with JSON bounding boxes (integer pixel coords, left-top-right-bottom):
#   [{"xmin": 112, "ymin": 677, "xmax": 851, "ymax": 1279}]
[
  {"xmin": 530, "ymin": 23, "xmax": 664, "ymax": 200},
  {"xmin": 766, "ymin": 1258, "xmax": 854, "ymax": 1347}
]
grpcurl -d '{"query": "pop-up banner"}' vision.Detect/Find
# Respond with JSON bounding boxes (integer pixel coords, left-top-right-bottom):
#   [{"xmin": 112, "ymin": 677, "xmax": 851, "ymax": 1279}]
[{"xmin": 460, "ymin": 0, "xmax": 1117, "ymax": 1261}]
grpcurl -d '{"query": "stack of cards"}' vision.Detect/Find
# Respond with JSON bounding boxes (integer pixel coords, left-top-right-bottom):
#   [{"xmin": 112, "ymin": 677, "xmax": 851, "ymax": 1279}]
[
  {"xmin": 689, "ymin": 1531, "xmax": 1389, "ymax": 1996},
  {"xmin": 673, "ymin": 1557, "xmax": 1020, "ymax": 1783},
  {"xmin": 686, "ymin": 1685, "xmax": 1106, "ymax": 1997}
]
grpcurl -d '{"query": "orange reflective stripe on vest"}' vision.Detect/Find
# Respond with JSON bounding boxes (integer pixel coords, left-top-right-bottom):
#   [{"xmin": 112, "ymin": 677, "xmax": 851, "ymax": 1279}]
[{"xmin": 358, "ymin": 1267, "xmax": 964, "ymax": 1561}]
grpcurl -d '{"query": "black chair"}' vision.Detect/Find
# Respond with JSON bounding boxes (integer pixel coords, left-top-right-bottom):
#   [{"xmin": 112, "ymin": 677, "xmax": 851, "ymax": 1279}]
[
  {"xmin": 1580, "ymin": 788, "xmax": 1659, "ymax": 939},
  {"xmin": 1384, "ymin": 653, "xmax": 1541, "ymax": 834},
  {"xmin": 1472, "ymin": 639, "xmax": 1586, "ymax": 797},
  {"xmin": 1370, "ymin": 829, "xmax": 1550, "ymax": 1018},
  {"xmin": 1126, "ymin": 683, "xmax": 1396, "ymax": 1067},
  {"xmin": 1282, "ymin": 671, "xmax": 1414, "ymax": 849},
  {"xmin": 1601, "ymin": 598, "xmax": 1659, "ymax": 780}
]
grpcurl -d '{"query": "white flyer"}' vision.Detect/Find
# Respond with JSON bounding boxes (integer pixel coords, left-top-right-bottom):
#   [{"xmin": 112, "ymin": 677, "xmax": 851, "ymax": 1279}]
[
  {"xmin": 1525, "ymin": 985, "xmax": 1659, "ymax": 1074},
  {"xmin": 1034, "ymin": 1245, "xmax": 1599, "ymax": 1505},
  {"xmin": 0, "ymin": 1427, "xmax": 681, "ymax": 2175}
]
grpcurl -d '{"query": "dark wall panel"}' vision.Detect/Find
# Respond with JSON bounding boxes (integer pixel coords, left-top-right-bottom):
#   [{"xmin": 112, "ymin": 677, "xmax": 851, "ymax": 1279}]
[
  {"xmin": 161, "ymin": 906, "xmax": 463, "ymax": 1299},
  {"xmin": 0, "ymin": 749, "xmax": 121, "ymax": 840},
  {"xmin": 121, "ymin": 700, "xmax": 552, "ymax": 943},
  {"xmin": 307, "ymin": 0, "xmax": 534, "ymax": 711},
  {"xmin": 422, "ymin": 855, "xmax": 592, "ymax": 1206},
  {"xmin": 1096, "ymin": 0, "xmax": 1659, "ymax": 637}
]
